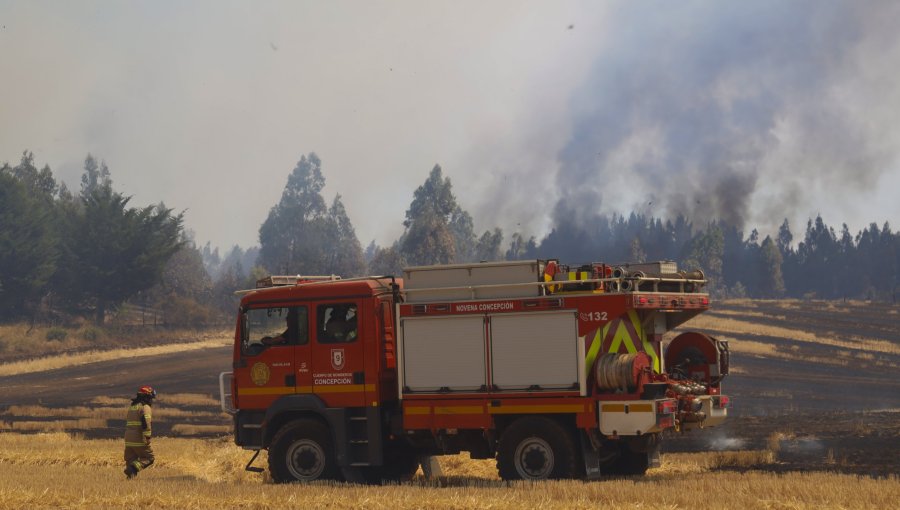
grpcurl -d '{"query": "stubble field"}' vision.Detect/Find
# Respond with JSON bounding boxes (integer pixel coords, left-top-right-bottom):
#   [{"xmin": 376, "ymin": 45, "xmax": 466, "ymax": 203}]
[{"xmin": 0, "ymin": 299, "xmax": 898, "ymax": 508}]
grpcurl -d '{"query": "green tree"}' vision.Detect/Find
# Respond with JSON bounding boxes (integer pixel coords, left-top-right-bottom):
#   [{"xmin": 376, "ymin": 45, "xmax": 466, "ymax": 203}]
[
  {"xmin": 258, "ymin": 153, "xmax": 331, "ymax": 274},
  {"xmin": 401, "ymin": 165, "xmax": 473, "ymax": 265},
  {"xmin": 56, "ymin": 159, "xmax": 184, "ymax": 324},
  {"xmin": 449, "ymin": 207, "xmax": 476, "ymax": 262},
  {"xmin": 629, "ymin": 237, "xmax": 647, "ymax": 263},
  {"xmin": 144, "ymin": 235, "xmax": 215, "ymax": 323},
  {"xmin": 681, "ymin": 223, "xmax": 724, "ymax": 295},
  {"xmin": 0, "ymin": 170, "xmax": 59, "ymax": 318},
  {"xmin": 9, "ymin": 151, "xmax": 58, "ymax": 198},
  {"xmin": 367, "ymin": 244, "xmax": 406, "ymax": 276},
  {"xmin": 475, "ymin": 228, "xmax": 504, "ymax": 262},
  {"xmin": 795, "ymin": 216, "xmax": 838, "ymax": 298},
  {"xmin": 505, "ymin": 232, "xmax": 537, "ymax": 260},
  {"xmin": 80, "ymin": 154, "xmax": 111, "ymax": 195},
  {"xmin": 325, "ymin": 195, "xmax": 366, "ymax": 277},
  {"xmin": 258, "ymin": 154, "xmax": 365, "ymax": 277},
  {"xmin": 757, "ymin": 235, "xmax": 785, "ymax": 298}
]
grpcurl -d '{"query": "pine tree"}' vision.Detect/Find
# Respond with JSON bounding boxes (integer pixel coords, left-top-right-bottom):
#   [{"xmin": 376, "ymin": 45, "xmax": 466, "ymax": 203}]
[
  {"xmin": 757, "ymin": 236, "xmax": 785, "ymax": 298},
  {"xmin": 0, "ymin": 170, "xmax": 59, "ymax": 318},
  {"xmin": 681, "ymin": 223, "xmax": 724, "ymax": 295},
  {"xmin": 56, "ymin": 158, "xmax": 183, "ymax": 324}
]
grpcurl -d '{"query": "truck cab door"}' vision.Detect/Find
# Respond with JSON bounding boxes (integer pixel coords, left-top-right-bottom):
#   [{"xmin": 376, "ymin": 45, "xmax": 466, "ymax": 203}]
[
  {"xmin": 234, "ymin": 306, "xmax": 310, "ymax": 409},
  {"xmin": 311, "ymin": 301, "xmax": 367, "ymax": 407}
]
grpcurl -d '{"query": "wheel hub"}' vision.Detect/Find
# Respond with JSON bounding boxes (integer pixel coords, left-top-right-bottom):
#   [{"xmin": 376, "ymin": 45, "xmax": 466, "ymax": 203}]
[
  {"xmin": 286, "ymin": 439, "xmax": 325, "ymax": 480},
  {"xmin": 515, "ymin": 437, "xmax": 554, "ymax": 479}
]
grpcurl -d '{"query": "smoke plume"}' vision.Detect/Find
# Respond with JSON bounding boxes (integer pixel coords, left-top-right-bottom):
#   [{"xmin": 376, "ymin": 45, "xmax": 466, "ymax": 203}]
[{"xmin": 548, "ymin": 1, "xmax": 900, "ymax": 234}]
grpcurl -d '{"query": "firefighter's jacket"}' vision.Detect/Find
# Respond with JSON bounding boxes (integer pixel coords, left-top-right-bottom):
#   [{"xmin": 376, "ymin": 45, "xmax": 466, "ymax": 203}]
[{"xmin": 125, "ymin": 402, "xmax": 152, "ymax": 447}]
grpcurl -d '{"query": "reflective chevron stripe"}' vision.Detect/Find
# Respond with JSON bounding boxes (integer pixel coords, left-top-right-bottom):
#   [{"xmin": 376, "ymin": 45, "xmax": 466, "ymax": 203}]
[{"xmin": 585, "ymin": 310, "xmax": 660, "ymax": 373}]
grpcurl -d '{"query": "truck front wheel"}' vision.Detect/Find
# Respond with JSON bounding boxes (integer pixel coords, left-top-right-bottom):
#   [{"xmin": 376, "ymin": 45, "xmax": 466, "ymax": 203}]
[
  {"xmin": 268, "ymin": 418, "xmax": 338, "ymax": 483},
  {"xmin": 497, "ymin": 417, "xmax": 577, "ymax": 480}
]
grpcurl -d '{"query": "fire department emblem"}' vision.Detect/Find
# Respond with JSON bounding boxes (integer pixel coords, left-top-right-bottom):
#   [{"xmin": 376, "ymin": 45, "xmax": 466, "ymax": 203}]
[
  {"xmin": 250, "ymin": 362, "xmax": 270, "ymax": 386},
  {"xmin": 331, "ymin": 349, "xmax": 345, "ymax": 371}
]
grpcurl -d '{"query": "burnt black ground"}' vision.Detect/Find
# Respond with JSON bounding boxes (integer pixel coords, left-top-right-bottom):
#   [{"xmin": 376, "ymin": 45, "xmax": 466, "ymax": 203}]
[{"xmin": 663, "ymin": 300, "xmax": 900, "ymax": 476}]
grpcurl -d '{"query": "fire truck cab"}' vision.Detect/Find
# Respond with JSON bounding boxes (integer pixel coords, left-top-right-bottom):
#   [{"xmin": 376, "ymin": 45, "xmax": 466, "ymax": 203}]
[{"xmin": 221, "ymin": 259, "xmax": 729, "ymax": 483}]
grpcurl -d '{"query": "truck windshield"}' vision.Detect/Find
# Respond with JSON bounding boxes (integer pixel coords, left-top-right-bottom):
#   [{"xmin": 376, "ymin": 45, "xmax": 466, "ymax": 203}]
[{"xmin": 243, "ymin": 306, "xmax": 308, "ymax": 354}]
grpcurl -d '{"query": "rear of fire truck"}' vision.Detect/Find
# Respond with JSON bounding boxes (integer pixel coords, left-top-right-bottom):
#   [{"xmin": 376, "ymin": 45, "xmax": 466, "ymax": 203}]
[{"xmin": 396, "ymin": 259, "xmax": 730, "ymax": 479}]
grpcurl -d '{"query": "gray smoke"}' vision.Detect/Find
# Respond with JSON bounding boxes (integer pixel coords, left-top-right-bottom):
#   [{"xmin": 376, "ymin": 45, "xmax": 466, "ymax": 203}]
[{"xmin": 550, "ymin": 1, "xmax": 900, "ymax": 232}]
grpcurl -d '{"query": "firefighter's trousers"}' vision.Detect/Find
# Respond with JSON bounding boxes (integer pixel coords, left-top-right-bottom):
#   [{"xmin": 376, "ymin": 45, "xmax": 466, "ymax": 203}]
[{"xmin": 124, "ymin": 444, "xmax": 155, "ymax": 474}]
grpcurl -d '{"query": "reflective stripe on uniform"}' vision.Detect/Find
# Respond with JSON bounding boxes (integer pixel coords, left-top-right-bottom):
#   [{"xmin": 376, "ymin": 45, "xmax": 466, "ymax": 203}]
[{"xmin": 125, "ymin": 403, "xmax": 152, "ymax": 444}]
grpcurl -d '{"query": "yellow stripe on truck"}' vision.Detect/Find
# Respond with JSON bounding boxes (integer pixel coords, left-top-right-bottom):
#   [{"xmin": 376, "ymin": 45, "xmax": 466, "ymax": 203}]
[
  {"xmin": 238, "ymin": 383, "xmax": 376, "ymax": 396},
  {"xmin": 313, "ymin": 384, "xmax": 375, "ymax": 394},
  {"xmin": 488, "ymin": 404, "xmax": 584, "ymax": 414},
  {"xmin": 601, "ymin": 403, "xmax": 654, "ymax": 413},
  {"xmin": 435, "ymin": 406, "xmax": 483, "ymax": 415}
]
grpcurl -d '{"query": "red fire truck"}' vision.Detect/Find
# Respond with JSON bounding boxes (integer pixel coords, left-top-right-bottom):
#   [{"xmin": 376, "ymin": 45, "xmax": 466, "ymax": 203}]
[{"xmin": 220, "ymin": 259, "xmax": 729, "ymax": 483}]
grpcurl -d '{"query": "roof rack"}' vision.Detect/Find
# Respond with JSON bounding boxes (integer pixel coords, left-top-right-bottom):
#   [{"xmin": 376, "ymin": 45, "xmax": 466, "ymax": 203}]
[{"xmin": 256, "ymin": 274, "xmax": 341, "ymax": 288}]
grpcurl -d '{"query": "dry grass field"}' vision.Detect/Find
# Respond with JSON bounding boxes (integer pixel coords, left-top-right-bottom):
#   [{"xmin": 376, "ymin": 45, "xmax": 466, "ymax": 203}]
[
  {"xmin": 0, "ymin": 298, "xmax": 898, "ymax": 508},
  {"xmin": 0, "ymin": 432, "xmax": 897, "ymax": 509}
]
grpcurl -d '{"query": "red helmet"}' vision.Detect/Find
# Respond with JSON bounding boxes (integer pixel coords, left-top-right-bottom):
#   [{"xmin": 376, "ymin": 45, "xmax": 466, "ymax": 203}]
[{"xmin": 137, "ymin": 385, "xmax": 157, "ymax": 399}]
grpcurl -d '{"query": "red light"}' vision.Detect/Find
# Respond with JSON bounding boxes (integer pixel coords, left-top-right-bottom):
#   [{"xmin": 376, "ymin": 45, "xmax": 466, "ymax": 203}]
[
  {"xmin": 638, "ymin": 296, "xmax": 648, "ymax": 305},
  {"xmin": 656, "ymin": 400, "xmax": 676, "ymax": 414},
  {"xmin": 715, "ymin": 396, "xmax": 730, "ymax": 409},
  {"xmin": 701, "ymin": 297, "xmax": 709, "ymax": 305},
  {"xmin": 657, "ymin": 416, "xmax": 674, "ymax": 429}
]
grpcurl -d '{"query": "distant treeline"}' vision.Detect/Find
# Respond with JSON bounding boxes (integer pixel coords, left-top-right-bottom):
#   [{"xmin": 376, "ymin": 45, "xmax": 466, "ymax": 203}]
[{"xmin": 2, "ymin": 151, "xmax": 897, "ymax": 327}]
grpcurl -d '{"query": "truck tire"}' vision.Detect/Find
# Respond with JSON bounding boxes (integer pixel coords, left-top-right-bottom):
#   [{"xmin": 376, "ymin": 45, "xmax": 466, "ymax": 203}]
[
  {"xmin": 268, "ymin": 418, "xmax": 338, "ymax": 483},
  {"xmin": 496, "ymin": 417, "xmax": 578, "ymax": 481}
]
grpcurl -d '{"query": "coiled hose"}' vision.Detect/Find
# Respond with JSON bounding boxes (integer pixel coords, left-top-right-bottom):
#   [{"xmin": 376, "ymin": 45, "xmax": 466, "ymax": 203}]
[{"xmin": 595, "ymin": 353, "xmax": 639, "ymax": 392}]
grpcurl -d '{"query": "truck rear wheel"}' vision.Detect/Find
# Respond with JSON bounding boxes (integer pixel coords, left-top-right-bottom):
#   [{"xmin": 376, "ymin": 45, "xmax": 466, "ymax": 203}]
[
  {"xmin": 497, "ymin": 417, "xmax": 577, "ymax": 480},
  {"xmin": 268, "ymin": 418, "xmax": 338, "ymax": 483}
]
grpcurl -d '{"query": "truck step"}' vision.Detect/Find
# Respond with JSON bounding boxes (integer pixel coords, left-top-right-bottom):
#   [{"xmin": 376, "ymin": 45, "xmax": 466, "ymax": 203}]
[{"xmin": 350, "ymin": 440, "xmax": 369, "ymax": 444}]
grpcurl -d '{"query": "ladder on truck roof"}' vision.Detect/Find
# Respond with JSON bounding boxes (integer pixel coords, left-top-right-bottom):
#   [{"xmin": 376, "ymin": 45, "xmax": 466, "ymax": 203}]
[{"xmin": 401, "ymin": 259, "xmax": 707, "ymax": 303}]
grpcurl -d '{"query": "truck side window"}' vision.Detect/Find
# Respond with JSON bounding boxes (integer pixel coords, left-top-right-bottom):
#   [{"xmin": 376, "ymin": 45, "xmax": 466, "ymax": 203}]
[
  {"xmin": 243, "ymin": 306, "xmax": 308, "ymax": 355},
  {"xmin": 317, "ymin": 303, "xmax": 358, "ymax": 343}
]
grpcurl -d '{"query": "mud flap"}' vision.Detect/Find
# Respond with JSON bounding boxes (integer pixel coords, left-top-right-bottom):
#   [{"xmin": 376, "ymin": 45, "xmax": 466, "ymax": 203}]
[
  {"xmin": 580, "ymin": 431, "xmax": 615, "ymax": 480},
  {"xmin": 419, "ymin": 456, "xmax": 443, "ymax": 479},
  {"xmin": 649, "ymin": 446, "xmax": 661, "ymax": 469}
]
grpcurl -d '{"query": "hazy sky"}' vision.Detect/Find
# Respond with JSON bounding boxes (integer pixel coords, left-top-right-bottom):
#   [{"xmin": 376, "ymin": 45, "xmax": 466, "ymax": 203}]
[{"xmin": 2, "ymin": 1, "xmax": 898, "ymax": 252}]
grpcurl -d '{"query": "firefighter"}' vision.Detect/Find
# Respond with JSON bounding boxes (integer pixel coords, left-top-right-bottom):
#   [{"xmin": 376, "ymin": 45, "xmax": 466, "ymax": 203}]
[
  {"xmin": 262, "ymin": 308, "xmax": 297, "ymax": 345},
  {"xmin": 124, "ymin": 385, "xmax": 156, "ymax": 479}
]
